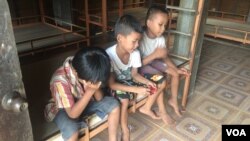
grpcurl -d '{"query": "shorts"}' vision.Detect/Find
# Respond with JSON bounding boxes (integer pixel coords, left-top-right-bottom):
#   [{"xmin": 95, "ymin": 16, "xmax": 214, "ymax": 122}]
[
  {"xmin": 139, "ymin": 60, "xmax": 166, "ymax": 84},
  {"xmin": 111, "ymin": 80, "xmax": 145, "ymax": 100},
  {"xmin": 53, "ymin": 96, "xmax": 119, "ymax": 140},
  {"xmin": 139, "ymin": 59, "xmax": 167, "ymax": 75}
]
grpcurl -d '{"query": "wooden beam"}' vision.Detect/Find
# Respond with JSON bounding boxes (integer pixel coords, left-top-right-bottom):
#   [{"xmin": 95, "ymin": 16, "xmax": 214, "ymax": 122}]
[
  {"xmin": 182, "ymin": 0, "xmax": 205, "ymax": 108},
  {"xmin": 84, "ymin": 0, "xmax": 90, "ymax": 45},
  {"xmin": 39, "ymin": 0, "xmax": 45, "ymax": 23},
  {"xmin": 119, "ymin": 0, "xmax": 124, "ymax": 17},
  {"xmin": 102, "ymin": 0, "xmax": 107, "ymax": 32}
]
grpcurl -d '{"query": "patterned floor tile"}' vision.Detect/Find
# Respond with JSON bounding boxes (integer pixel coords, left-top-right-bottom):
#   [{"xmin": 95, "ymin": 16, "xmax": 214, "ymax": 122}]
[
  {"xmin": 213, "ymin": 134, "xmax": 222, "ymax": 141},
  {"xmin": 146, "ymin": 129, "xmax": 183, "ymax": 141},
  {"xmin": 202, "ymin": 41, "xmax": 217, "ymax": 47},
  {"xmin": 201, "ymin": 44, "xmax": 228, "ymax": 58},
  {"xmin": 234, "ymin": 67, "xmax": 250, "ymax": 80},
  {"xmin": 186, "ymin": 95, "xmax": 204, "ymax": 110},
  {"xmin": 128, "ymin": 113, "xmax": 158, "ymax": 141},
  {"xmin": 240, "ymin": 97, "xmax": 250, "ymax": 114},
  {"xmin": 228, "ymin": 48, "xmax": 250, "ymax": 58},
  {"xmin": 201, "ymin": 48, "xmax": 221, "ymax": 58},
  {"xmin": 205, "ymin": 44, "xmax": 233, "ymax": 54},
  {"xmin": 194, "ymin": 78, "xmax": 216, "ymax": 95},
  {"xmin": 221, "ymin": 76, "xmax": 250, "ymax": 94},
  {"xmin": 92, "ymin": 113, "xmax": 158, "ymax": 141},
  {"xmin": 198, "ymin": 68, "xmax": 228, "ymax": 82},
  {"xmin": 208, "ymin": 86, "xmax": 248, "ymax": 108},
  {"xmin": 91, "ymin": 129, "xmax": 109, "ymax": 141},
  {"xmin": 136, "ymin": 103, "xmax": 177, "ymax": 127},
  {"xmin": 188, "ymin": 97, "xmax": 239, "ymax": 124},
  {"xmin": 164, "ymin": 113, "xmax": 219, "ymax": 141},
  {"xmin": 185, "ymin": 93, "xmax": 202, "ymax": 108},
  {"xmin": 199, "ymin": 57, "xmax": 213, "ymax": 68},
  {"xmin": 231, "ymin": 112, "xmax": 250, "ymax": 124},
  {"xmin": 244, "ymin": 60, "xmax": 250, "ymax": 69},
  {"xmin": 205, "ymin": 60, "xmax": 237, "ymax": 73},
  {"xmin": 217, "ymin": 55, "xmax": 246, "ymax": 65}
]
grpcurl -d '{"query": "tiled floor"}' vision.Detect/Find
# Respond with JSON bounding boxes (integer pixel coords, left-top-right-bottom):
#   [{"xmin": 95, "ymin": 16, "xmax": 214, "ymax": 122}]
[{"xmin": 91, "ymin": 39, "xmax": 250, "ymax": 141}]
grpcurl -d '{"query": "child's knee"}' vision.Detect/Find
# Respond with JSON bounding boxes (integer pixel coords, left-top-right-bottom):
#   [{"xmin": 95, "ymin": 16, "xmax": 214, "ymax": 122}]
[
  {"xmin": 111, "ymin": 106, "xmax": 120, "ymax": 114},
  {"xmin": 167, "ymin": 67, "xmax": 179, "ymax": 77},
  {"xmin": 157, "ymin": 80, "xmax": 167, "ymax": 90},
  {"xmin": 121, "ymin": 99, "xmax": 130, "ymax": 108}
]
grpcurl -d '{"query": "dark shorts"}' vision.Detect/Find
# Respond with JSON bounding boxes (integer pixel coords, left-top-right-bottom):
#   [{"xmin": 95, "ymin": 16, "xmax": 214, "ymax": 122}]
[
  {"xmin": 53, "ymin": 96, "xmax": 119, "ymax": 140},
  {"xmin": 139, "ymin": 59, "xmax": 167, "ymax": 75},
  {"xmin": 139, "ymin": 60, "xmax": 166, "ymax": 84},
  {"xmin": 111, "ymin": 80, "xmax": 144, "ymax": 100}
]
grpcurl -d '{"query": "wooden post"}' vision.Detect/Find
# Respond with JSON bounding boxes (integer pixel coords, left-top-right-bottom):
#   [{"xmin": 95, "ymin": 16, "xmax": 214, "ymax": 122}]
[
  {"xmin": 102, "ymin": 0, "xmax": 107, "ymax": 32},
  {"xmin": 247, "ymin": 8, "xmax": 250, "ymax": 23},
  {"xmin": 184, "ymin": 0, "xmax": 210, "ymax": 107},
  {"xmin": 119, "ymin": 0, "xmax": 124, "ymax": 17},
  {"xmin": 182, "ymin": 0, "xmax": 205, "ymax": 108},
  {"xmin": 39, "ymin": 0, "xmax": 45, "ymax": 23},
  {"xmin": 84, "ymin": 0, "xmax": 90, "ymax": 45},
  {"xmin": 167, "ymin": 0, "xmax": 174, "ymax": 48},
  {"xmin": 0, "ymin": 1, "xmax": 33, "ymax": 140}
]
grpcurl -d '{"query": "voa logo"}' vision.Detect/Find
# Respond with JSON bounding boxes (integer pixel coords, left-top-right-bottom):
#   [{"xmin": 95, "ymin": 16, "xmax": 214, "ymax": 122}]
[{"xmin": 226, "ymin": 129, "xmax": 246, "ymax": 136}]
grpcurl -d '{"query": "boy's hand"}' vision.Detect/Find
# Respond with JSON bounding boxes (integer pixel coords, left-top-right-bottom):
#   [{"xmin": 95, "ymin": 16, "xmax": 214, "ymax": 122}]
[
  {"xmin": 136, "ymin": 86, "xmax": 150, "ymax": 95},
  {"xmin": 146, "ymin": 81, "xmax": 157, "ymax": 95},
  {"xmin": 153, "ymin": 48, "xmax": 167, "ymax": 59},
  {"xmin": 177, "ymin": 68, "xmax": 191, "ymax": 76},
  {"xmin": 84, "ymin": 81, "xmax": 102, "ymax": 96},
  {"xmin": 146, "ymin": 81, "xmax": 156, "ymax": 88}
]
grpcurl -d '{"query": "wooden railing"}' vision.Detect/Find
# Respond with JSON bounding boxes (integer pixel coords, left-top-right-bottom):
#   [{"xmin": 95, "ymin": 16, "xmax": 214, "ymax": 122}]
[
  {"xmin": 123, "ymin": 0, "xmax": 145, "ymax": 8},
  {"xmin": 205, "ymin": 24, "xmax": 250, "ymax": 44},
  {"xmin": 12, "ymin": 15, "xmax": 88, "ymax": 56},
  {"xmin": 17, "ymin": 29, "xmax": 88, "ymax": 57},
  {"xmin": 208, "ymin": 10, "xmax": 247, "ymax": 23},
  {"xmin": 43, "ymin": 16, "xmax": 86, "ymax": 33},
  {"xmin": 12, "ymin": 15, "xmax": 41, "ymax": 26}
]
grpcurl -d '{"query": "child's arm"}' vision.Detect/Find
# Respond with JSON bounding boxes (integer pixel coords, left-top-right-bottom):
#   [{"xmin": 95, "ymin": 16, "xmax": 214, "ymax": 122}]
[
  {"xmin": 93, "ymin": 89, "xmax": 103, "ymax": 101},
  {"xmin": 164, "ymin": 56, "xmax": 178, "ymax": 69},
  {"xmin": 142, "ymin": 47, "xmax": 167, "ymax": 65},
  {"xmin": 131, "ymin": 67, "xmax": 156, "ymax": 88},
  {"xmin": 65, "ymin": 82, "xmax": 102, "ymax": 118},
  {"xmin": 109, "ymin": 73, "xmax": 151, "ymax": 95},
  {"xmin": 164, "ymin": 56, "xmax": 191, "ymax": 76}
]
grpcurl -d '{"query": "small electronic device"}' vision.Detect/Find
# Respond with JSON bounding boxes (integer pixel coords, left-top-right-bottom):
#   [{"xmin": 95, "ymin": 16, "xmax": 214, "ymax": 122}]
[{"xmin": 144, "ymin": 74, "xmax": 165, "ymax": 84}]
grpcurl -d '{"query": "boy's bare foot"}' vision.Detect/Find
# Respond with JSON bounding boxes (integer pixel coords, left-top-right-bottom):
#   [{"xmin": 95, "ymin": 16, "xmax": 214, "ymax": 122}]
[
  {"xmin": 139, "ymin": 106, "xmax": 161, "ymax": 119},
  {"xmin": 180, "ymin": 106, "xmax": 186, "ymax": 113},
  {"xmin": 168, "ymin": 99, "xmax": 182, "ymax": 117},
  {"xmin": 159, "ymin": 112, "xmax": 176, "ymax": 126}
]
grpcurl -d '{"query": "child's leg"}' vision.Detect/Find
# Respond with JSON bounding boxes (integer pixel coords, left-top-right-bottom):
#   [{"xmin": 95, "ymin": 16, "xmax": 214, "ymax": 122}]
[
  {"xmin": 120, "ymin": 99, "xmax": 130, "ymax": 141},
  {"xmin": 108, "ymin": 106, "xmax": 120, "ymax": 141},
  {"xmin": 156, "ymin": 81, "xmax": 175, "ymax": 125},
  {"xmin": 139, "ymin": 93, "xmax": 161, "ymax": 119},
  {"xmin": 166, "ymin": 67, "xmax": 182, "ymax": 117},
  {"xmin": 83, "ymin": 96, "xmax": 120, "ymax": 141},
  {"xmin": 53, "ymin": 110, "xmax": 81, "ymax": 141}
]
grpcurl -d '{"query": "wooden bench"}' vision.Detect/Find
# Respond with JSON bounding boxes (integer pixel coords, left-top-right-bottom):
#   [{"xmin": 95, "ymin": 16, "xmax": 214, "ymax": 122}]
[{"xmin": 47, "ymin": 54, "xmax": 188, "ymax": 141}]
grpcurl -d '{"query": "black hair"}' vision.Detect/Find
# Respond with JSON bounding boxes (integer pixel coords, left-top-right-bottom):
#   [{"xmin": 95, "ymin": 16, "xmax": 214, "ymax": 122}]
[
  {"xmin": 72, "ymin": 47, "xmax": 111, "ymax": 87},
  {"xmin": 114, "ymin": 14, "xmax": 143, "ymax": 37},
  {"xmin": 145, "ymin": 5, "xmax": 169, "ymax": 25}
]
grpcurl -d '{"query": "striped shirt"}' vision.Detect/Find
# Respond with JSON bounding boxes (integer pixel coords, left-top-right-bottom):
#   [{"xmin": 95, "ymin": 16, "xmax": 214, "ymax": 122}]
[{"xmin": 44, "ymin": 57, "xmax": 85, "ymax": 121}]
